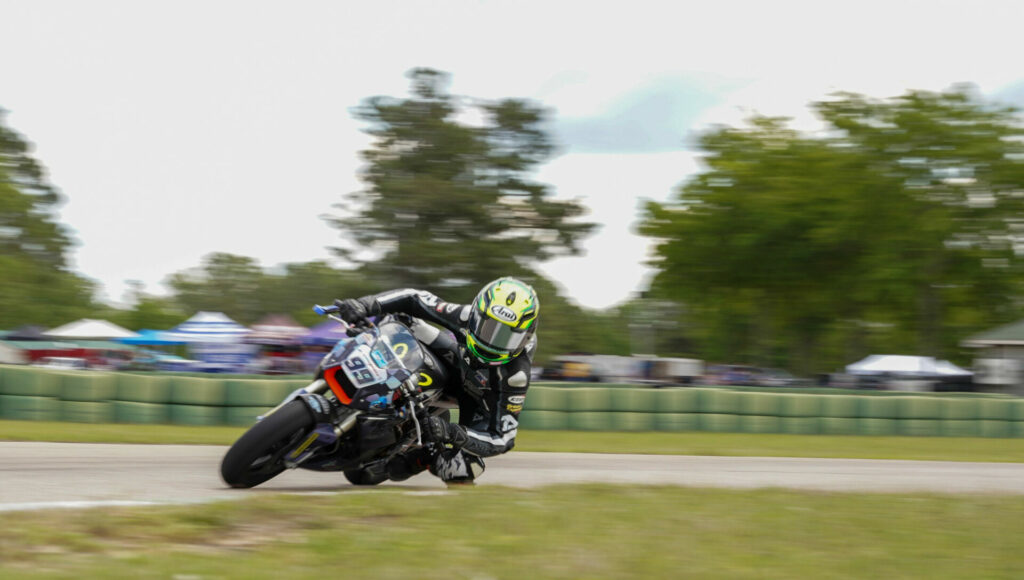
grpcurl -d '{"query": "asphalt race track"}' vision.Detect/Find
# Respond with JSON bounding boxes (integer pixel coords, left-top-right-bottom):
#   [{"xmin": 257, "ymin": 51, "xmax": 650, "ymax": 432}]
[{"xmin": 2, "ymin": 442, "xmax": 1023, "ymax": 511}]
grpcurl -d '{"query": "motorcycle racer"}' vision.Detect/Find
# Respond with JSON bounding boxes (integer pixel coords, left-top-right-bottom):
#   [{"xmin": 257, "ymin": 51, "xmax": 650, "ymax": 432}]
[{"xmin": 333, "ymin": 277, "xmax": 539, "ymax": 485}]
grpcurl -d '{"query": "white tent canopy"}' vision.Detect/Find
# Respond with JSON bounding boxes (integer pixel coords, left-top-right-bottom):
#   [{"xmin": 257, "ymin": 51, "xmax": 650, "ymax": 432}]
[
  {"xmin": 167, "ymin": 311, "xmax": 251, "ymax": 343},
  {"xmin": 845, "ymin": 354, "xmax": 972, "ymax": 377},
  {"xmin": 44, "ymin": 319, "xmax": 139, "ymax": 340}
]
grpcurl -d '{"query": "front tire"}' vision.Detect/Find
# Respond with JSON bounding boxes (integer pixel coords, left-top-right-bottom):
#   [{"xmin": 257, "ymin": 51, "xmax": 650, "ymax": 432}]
[{"xmin": 220, "ymin": 400, "xmax": 314, "ymax": 488}]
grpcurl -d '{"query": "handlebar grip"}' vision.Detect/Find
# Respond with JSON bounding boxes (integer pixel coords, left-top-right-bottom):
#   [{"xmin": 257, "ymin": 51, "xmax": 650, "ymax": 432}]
[{"xmin": 313, "ymin": 304, "xmax": 339, "ymax": 316}]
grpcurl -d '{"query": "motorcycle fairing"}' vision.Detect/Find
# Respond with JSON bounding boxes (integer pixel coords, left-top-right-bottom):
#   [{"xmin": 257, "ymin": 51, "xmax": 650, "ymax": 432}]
[{"xmin": 321, "ymin": 321, "xmax": 426, "ymax": 412}]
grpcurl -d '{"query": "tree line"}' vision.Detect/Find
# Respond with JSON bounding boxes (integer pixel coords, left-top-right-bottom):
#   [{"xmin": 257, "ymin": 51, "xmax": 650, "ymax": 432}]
[
  {"xmin": 641, "ymin": 86, "xmax": 1024, "ymax": 374},
  {"xmin": 0, "ymin": 71, "xmax": 625, "ymax": 366},
  {"xmin": 4, "ymin": 74, "xmax": 1024, "ymax": 373}
]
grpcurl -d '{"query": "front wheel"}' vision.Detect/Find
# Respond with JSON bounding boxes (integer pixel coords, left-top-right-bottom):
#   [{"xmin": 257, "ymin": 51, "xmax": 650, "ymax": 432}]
[{"xmin": 220, "ymin": 400, "xmax": 314, "ymax": 488}]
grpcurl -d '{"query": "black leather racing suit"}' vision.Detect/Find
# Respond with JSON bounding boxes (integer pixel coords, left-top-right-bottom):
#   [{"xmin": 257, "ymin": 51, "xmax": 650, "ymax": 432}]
[{"xmin": 352, "ymin": 288, "xmax": 534, "ymax": 475}]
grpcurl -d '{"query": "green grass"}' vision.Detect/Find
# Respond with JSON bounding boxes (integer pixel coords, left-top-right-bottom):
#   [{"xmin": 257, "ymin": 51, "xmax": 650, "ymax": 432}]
[
  {"xmin": 1, "ymin": 485, "xmax": 1023, "ymax": 579},
  {"xmin": 0, "ymin": 420, "xmax": 246, "ymax": 445},
  {"xmin": 515, "ymin": 430, "xmax": 1024, "ymax": 463},
  {"xmin": 2, "ymin": 419, "xmax": 1024, "ymax": 462}
]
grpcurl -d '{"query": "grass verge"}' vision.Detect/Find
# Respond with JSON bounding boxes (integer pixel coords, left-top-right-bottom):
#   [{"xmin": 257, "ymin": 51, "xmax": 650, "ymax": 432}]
[
  {"xmin": 2, "ymin": 419, "xmax": 1024, "ymax": 462},
  {"xmin": 515, "ymin": 430, "xmax": 1024, "ymax": 463},
  {"xmin": 2, "ymin": 485, "xmax": 1023, "ymax": 579}
]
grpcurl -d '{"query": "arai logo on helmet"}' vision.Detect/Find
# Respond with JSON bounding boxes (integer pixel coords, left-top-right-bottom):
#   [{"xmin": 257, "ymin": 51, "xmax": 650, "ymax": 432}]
[{"xmin": 490, "ymin": 305, "xmax": 517, "ymax": 322}]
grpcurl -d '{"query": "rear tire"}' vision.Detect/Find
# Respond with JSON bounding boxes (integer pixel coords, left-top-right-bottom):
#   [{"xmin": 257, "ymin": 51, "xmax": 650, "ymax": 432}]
[{"xmin": 220, "ymin": 400, "xmax": 314, "ymax": 488}]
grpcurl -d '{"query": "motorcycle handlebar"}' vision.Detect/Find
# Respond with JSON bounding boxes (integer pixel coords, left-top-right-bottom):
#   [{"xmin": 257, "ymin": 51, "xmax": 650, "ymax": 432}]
[{"xmin": 313, "ymin": 304, "xmax": 339, "ymax": 316}]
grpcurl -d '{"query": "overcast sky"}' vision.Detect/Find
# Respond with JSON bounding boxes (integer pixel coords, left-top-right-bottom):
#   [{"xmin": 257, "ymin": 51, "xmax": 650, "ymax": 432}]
[{"xmin": 3, "ymin": 0, "xmax": 1024, "ymax": 310}]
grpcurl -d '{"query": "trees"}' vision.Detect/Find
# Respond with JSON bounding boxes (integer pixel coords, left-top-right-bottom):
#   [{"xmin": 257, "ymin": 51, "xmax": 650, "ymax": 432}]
[
  {"xmin": 641, "ymin": 87, "xmax": 1024, "ymax": 373},
  {"xmin": 0, "ymin": 75, "xmax": 609, "ymax": 369},
  {"xmin": 168, "ymin": 253, "xmax": 268, "ymax": 324},
  {"xmin": 98, "ymin": 281, "xmax": 185, "ymax": 332},
  {"xmin": 323, "ymin": 69, "xmax": 601, "ymax": 364},
  {"xmin": 158, "ymin": 252, "xmax": 627, "ymax": 365},
  {"xmin": 254, "ymin": 260, "xmax": 379, "ymax": 326},
  {"xmin": 325, "ymin": 68, "xmax": 594, "ymax": 303},
  {"xmin": 814, "ymin": 89, "xmax": 1024, "ymax": 356},
  {"xmin": 0, "ymin": 110, "xmax": 97, "ymax": 328},
  {"xmin": 0, "ymin": 111, "xmax": 68, "ymax": 268},
  {"xmin": 166, "ymin": 253, "xmax": 380, "ymax": 326}
]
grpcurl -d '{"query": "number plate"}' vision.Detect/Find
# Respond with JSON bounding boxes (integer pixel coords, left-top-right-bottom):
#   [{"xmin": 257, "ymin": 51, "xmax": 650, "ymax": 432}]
[{"xmin": 342, "ymin": 345, "xmax": 387, "ymax": 387}]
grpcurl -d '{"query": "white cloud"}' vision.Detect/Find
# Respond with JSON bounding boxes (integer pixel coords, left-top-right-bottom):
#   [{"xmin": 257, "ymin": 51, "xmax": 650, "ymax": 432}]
[{"xmin": 535, "ymin": 151, "xmax": 701, "ymax": 309}]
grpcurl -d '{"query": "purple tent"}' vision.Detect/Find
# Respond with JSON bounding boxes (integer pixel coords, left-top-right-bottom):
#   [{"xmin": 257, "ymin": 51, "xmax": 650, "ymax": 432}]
[{"xmin": 301, "ymin": 319, "xmax": 350, "ymax": 347}]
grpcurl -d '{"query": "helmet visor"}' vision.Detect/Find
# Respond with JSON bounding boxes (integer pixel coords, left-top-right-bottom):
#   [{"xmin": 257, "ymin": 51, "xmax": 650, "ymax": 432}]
[
  {"xmin": 468, "ymin": 312, "xmax": 528, "ymax": 356},
  {"xmin": 465, "ymin": 333, "xmax": 513, "ymax": 364}
]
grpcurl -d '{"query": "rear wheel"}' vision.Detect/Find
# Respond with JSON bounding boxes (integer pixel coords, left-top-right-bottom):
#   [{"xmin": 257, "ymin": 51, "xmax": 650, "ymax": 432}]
[{"xmin": 220, "ymin": 400, "xmax": 314, "ymax": 488}]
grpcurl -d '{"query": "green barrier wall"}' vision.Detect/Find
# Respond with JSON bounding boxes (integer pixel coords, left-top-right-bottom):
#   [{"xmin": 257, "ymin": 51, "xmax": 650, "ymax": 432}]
[
  {"xmin": 116, "ymin": 375, "xmax": 172, "ymax": 403},
  {"xmin": 517, "ymin": 384, "xmax": 1024, "ymax": 437},
  {"xmin": 171, "ymin": 377, "xmax": 226, "ymax": 406},
  {"xmin": 113, "ymin": 401, "xmax": 170, "ymax": 424},
  {"xmin": 60, "ymin": 400, "xmax": 115, "ymax": 423},
  {"xmin": 740, "ymin": 393, "xmax": 782, "ymax": 416},
  {"xmin": 1, "ymin": 366, "xmax": 1023, "ymax": 437},
  {"xmin": 60, "ymin": 373, "xmax": 118, "ymax": 402},
  {"xmin": 0, "ymin": 395, "xmax": 60, "ymax": 421},
  {"xmin": 0, "ymin": 366, "xmax": 61, "ymax": 397}
]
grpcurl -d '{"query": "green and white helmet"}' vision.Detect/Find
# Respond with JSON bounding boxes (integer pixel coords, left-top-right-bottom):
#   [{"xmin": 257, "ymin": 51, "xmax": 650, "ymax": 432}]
[{"xmin": 465, "ymin": 277, "xmax": 539, "ymax": 365}]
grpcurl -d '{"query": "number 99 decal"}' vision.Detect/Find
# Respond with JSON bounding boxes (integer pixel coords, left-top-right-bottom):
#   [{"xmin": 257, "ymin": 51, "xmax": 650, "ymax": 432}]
[{"xmin": 344, "ymin": 355, "xmax": 382, "ymax": 386}]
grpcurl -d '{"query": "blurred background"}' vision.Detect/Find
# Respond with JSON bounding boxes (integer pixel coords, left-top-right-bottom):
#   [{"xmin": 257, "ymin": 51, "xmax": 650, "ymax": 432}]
[{"xmin": 4, "ymin": 0, "xmax": 1024, "ymax": 391}]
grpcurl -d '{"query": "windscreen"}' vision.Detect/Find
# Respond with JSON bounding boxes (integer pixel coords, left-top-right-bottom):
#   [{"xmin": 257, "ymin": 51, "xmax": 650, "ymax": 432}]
[{"xmin": 376, "ymin": 321, "xmax": 424, "ymax": 373}]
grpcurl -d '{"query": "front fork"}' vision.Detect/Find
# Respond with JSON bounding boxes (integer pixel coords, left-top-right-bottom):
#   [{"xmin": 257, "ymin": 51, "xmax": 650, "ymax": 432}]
[
  {"xmin": 261, "ymin": 379, "xmax": 331, "ymax": 419},
  {"xmin": 261, "ymin": 379, "xmax": 363, "ymax": 469}
]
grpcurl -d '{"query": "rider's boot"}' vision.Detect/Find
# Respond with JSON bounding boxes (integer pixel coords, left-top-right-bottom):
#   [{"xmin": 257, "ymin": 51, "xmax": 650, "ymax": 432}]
[
  {"xmin": 385, "ymin": 446, "xmax": 434, "ymax": 482},
  {"xmin": 429, "ymin": 449, "xmax": 485, "ymax": 486}
]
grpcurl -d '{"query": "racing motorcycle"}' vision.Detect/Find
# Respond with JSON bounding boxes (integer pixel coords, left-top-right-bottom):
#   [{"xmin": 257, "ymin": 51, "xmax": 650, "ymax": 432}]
[{"xmin": 220, "ymin": 304, "xmax": 454, "ymax": 488}]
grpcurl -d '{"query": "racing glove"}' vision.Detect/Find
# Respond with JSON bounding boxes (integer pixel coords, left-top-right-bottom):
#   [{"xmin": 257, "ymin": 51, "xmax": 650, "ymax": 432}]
[
  {"xmin": 424, "ymin": 416, "xmax": 468, "ymax": 449},
  {"xmin": 334, "ymin": 298, "xmax": 369, "ymax": 324}
]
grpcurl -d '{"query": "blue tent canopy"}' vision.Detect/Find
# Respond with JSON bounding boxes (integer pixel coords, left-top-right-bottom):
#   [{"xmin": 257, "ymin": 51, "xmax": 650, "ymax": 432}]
[
  {"xmin": 167, "ymin": 312, "xmax": 251, "ymax": 343},
  {"xmin": 118, "ymin": 329, "xmax": 185, "ymax": 346},
  {"xmin": 166, "ymin": 312, "xmax": 255, "ymax": 372}
]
